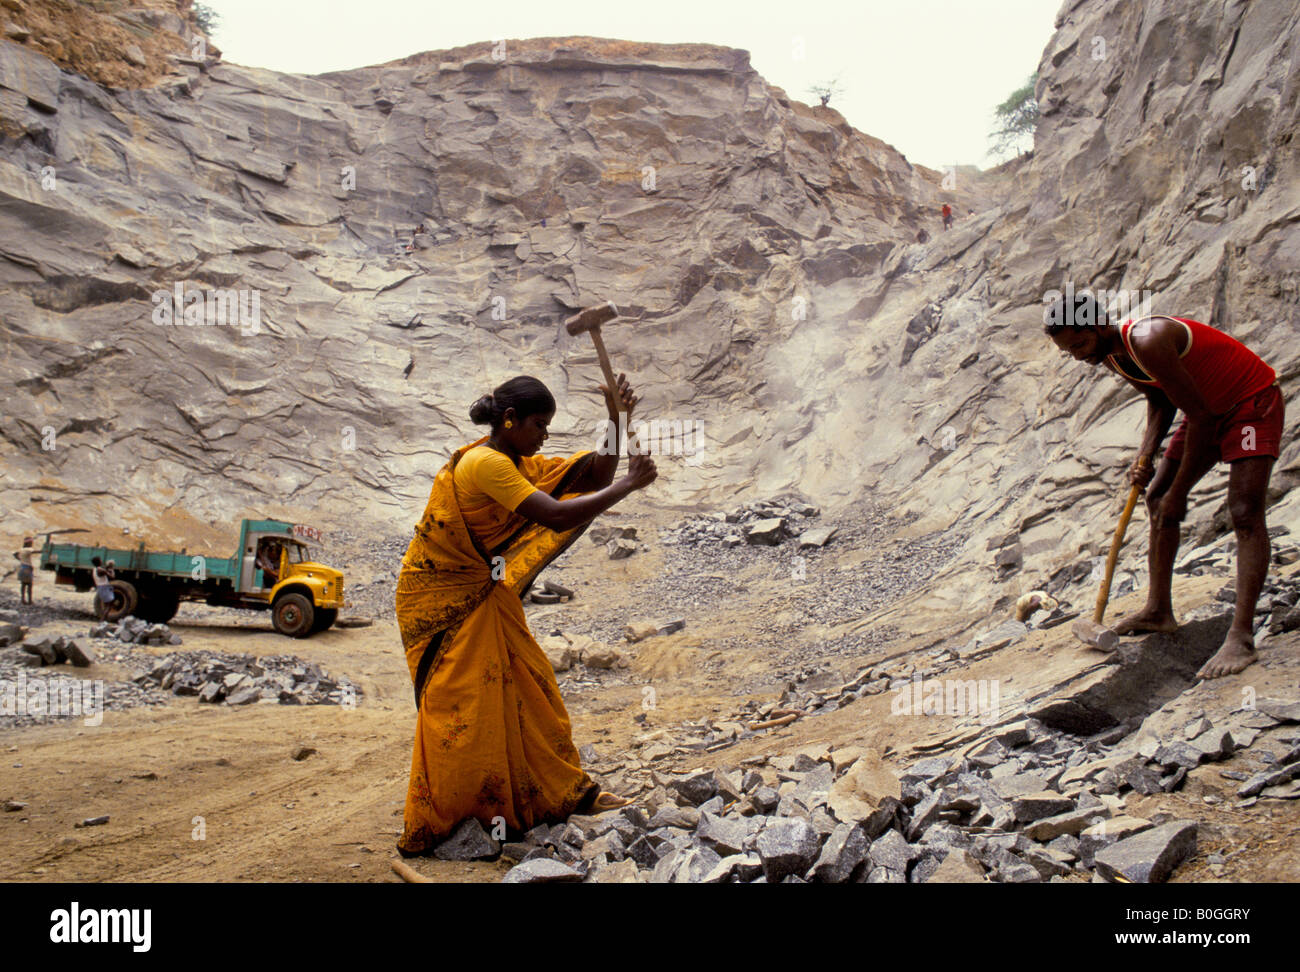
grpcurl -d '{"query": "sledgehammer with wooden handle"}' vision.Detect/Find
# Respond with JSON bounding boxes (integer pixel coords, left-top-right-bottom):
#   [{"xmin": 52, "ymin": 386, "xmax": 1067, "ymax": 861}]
[
  {"xmin": 564, "ymin": 302, "xmax": 623, "ymax": 417},
  {"xmin": 1072, "ymin": 455, "xmax": 1152, "ymax": 651}
]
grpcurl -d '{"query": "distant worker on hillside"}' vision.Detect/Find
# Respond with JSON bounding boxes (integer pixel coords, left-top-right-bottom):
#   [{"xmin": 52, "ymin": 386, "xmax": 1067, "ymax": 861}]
[
  {"xmin": 1046, "ymin": 292, "xmax": 1285, "ymax": 680},
  {"xmin": 13, "ymin": 537, "xmax": 35, "ymax": 605},
  {"xmin": 941, "ymin": 203, "xmax": 953, "ymax": 230}
]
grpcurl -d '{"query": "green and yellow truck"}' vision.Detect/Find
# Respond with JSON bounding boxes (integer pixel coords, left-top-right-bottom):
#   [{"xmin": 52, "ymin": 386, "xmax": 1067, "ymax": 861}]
[{"xmin": 39, "ymin": 519, "xmax": 345, "ymax": 637}]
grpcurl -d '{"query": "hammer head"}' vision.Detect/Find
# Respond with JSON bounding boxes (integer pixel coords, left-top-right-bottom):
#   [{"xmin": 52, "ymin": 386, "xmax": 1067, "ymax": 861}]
[
  {"xmin": 1071, "ymin": 618, "xmax": 1119, "ymax": 652},
  {"xmin": 564, "ymin": 301, "xmax": 619, "ymax": 336}
]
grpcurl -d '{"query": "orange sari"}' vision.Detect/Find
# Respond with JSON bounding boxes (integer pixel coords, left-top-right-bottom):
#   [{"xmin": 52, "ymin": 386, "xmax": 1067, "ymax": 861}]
[{"xmin": 395, "ymin": 436, "xmax": 599, "ymax": 854}]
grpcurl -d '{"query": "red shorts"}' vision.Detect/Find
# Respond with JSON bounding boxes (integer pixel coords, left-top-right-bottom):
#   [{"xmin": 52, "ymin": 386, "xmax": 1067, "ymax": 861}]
[{"xmin": 1165, "ymin": 383, "xmax": 1285, "ymax": 463}]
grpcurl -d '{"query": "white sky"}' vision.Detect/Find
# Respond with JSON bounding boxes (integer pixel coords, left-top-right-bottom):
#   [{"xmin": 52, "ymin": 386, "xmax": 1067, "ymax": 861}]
[{"xmin": 202, "ymin": 0, "xmax": 1059, "ymax": 169}]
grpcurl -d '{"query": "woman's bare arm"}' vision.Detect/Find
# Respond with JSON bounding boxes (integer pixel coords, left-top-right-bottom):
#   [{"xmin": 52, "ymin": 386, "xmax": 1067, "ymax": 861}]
[
  {"xmin": 516, "ymin": 453, "xmax": 657, "ymax": 532},
  {"xmin": 570, "ymin": 374, "xmax": 639, "ymax": 493}
]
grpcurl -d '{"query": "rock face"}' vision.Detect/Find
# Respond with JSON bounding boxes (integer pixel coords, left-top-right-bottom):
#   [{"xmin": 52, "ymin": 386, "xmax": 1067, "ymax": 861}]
[
  {"xmin": 0, "ymin": 33, "xmax": 948, "ymax": 537},
  {"xmin": 2, "ymin": 3, "xmax": 1298, "ymax": 633},
  {"xmin": 0, "ymin": 1, "xmax": 207, "ymax": 93}
]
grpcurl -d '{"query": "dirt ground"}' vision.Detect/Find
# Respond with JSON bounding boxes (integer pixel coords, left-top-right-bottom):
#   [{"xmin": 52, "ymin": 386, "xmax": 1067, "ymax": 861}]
[{"xmin": 2, "ymin": 508, "xmax": 1297, "ymax": 883}]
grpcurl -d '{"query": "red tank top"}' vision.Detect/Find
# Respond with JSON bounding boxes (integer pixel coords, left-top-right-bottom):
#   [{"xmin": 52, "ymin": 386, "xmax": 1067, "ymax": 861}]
[{"xmin": 1109, "ymin": 317, "xmax": 1276, "ymax": 415}]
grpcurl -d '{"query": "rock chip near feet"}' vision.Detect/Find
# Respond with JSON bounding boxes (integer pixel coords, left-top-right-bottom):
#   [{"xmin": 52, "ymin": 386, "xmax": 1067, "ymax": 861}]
[
  {"xmin": 433, "ymin": 817, "xmax": 500, "ymax": 861},
  {"xmin": 501, "ymin": 859, "xmax": 584, "ymax": 884}
]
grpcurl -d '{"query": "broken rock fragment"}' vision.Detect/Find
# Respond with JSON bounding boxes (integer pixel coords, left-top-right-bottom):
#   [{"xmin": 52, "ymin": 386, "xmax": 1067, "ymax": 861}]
[
  {"xmin": 1093, "ymin": 820, "xmax": 1197, "ymax": 884},
  {"xmin": 926, "ymin": 849, "xmax": 986, "ymax": 883},
  {"xmin": 607, "ymin": 538, "xmax": 637, "ymax": 560},
  {"xmin": 501, "ymin": 859, "xmax": 583, "ymax": 884},
  {"xmin": 811, "ymin": 823, "xmax": 868, "ymax": 883},
  {"xmin": 756, "ymin": 818, "xmax": 820, "ymax": 882},
  {"xmin": 744, "ymin": 518, "xmax": 785, "ymax": 546},
  {"xmin": 1023, "ymin": 804, "xmax": 1109, "ymax": 842},
  {"xmin": 829, "ymin": 748, "xmax": 903, "ymax": 829},
  {"xmin": 1011, "ymin": 791, "xmax": 1075, "ymax": 824},
  {"xmin": 433, "ymin": 817, "xmax": 500, "ymax": 861},
  {"xmin": 22, "ymin": 637, "xmax": 59, "ymax": 666},
  {"xmin": 866, "ymin": 828, "xmax": 913, "ymax": 874},
  {"xmin": 624, "ymin": 621, "xmax": 658, "ymax": 643},
  {"xmin": 798, "ymin": 527, "xmax": 837, "ymax": 549}
]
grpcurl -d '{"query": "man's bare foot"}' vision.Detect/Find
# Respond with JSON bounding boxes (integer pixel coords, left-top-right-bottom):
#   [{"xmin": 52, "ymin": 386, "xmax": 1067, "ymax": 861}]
[
  {"xmin": 590, "ymin": 791, "xmax": 631, "ymax": 812},
  {"xmin": 1196, "ymin": 631, "xmax": 1257, "ymax": 680},
  {"xmin": 1111, "ymin": 607, "xmax": 1179, "ymax": 635}
]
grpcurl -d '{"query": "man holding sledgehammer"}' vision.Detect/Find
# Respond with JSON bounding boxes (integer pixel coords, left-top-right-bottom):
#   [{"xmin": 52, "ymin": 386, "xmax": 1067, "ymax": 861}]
[{"xmin": 1046, "ymin": 292, "xmax": 1285, "ymax": 680}]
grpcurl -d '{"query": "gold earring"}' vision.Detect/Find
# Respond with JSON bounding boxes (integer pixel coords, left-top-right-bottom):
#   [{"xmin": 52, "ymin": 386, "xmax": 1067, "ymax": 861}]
[{"xmin": 504, "ymin": 420, "xmax": 513, "ymax": 429}]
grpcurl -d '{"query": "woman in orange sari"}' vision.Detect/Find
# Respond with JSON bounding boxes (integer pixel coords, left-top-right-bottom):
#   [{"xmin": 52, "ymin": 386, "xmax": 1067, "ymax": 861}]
[{"xmin": 396, "ymin": 374, "xmax": 657, "ymax": 855}]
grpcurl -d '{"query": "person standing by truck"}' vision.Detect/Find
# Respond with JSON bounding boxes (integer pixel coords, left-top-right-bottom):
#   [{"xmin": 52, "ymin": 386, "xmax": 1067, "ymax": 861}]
[
  {"xmin": 13, "ymin": 537, "xmax": 35, "ymax": 605},
  {"xmin": 91, "ymin": 557, "xmax": 114, "ymax": 608}
]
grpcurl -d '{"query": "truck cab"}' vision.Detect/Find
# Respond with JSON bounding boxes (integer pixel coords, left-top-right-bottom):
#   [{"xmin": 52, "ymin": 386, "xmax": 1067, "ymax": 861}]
[{"xmin": 235, "ymin": 520, "xmax": 345, "ymax": 636}]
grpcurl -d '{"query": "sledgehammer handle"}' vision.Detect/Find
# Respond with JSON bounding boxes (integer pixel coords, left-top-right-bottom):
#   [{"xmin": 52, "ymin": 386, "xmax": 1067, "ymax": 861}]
[
  {"xmin": 565, "ymin": 302, "xmax": 625, "ymax": 424},
  {"xmin": 587, "ymin": 326, "xmax": 621, "ymax": 409},
  {"xmin": 1093, "ymin": 455, "xmax": 1152, "ymax": 624}
]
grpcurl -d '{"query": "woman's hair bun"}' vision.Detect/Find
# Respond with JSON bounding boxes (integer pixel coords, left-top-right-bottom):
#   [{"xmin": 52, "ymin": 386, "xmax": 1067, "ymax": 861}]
[
  {"xmin": 467, "ymin": 377, "xmax": 552, "ymax": 428},
  {"xmin": 468, "ymin": 393, "xmax": 496, "ymax": 425}
]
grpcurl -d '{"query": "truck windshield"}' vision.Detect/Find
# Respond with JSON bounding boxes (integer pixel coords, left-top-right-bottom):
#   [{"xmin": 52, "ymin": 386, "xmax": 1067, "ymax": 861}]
[{"xmin": 285, "ymin": 542, "xmax": 310, "ymax": 563}]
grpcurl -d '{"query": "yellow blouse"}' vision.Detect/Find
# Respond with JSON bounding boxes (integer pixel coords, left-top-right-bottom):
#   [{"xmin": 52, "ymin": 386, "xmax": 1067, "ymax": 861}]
[{"xmin": 453, "ymin": 445, "xmax": 539, "ymax": 514}]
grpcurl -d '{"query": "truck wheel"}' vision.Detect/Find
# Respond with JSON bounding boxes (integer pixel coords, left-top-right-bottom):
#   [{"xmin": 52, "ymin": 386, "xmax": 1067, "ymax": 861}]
[
  {"xmin": 138, "ymin": 588, "xmax": 180, "ymax": 624},
  {"xmin": 310, "ymin": 608, "xmax": 338, "ymax": 633},
  {"xmin": 94, "ymin": 580, "xmax": 138, "ymax": 622},
  {"xmin": 273, "ymin": 593, "xmax": 315, "ymax": 638}
]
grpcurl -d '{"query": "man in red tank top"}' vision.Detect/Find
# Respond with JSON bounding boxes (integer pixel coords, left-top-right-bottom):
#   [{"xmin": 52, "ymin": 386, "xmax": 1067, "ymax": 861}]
[{"xmin": 1045, "ymin": 293, "xmax": 1285, "ymax": 679}]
